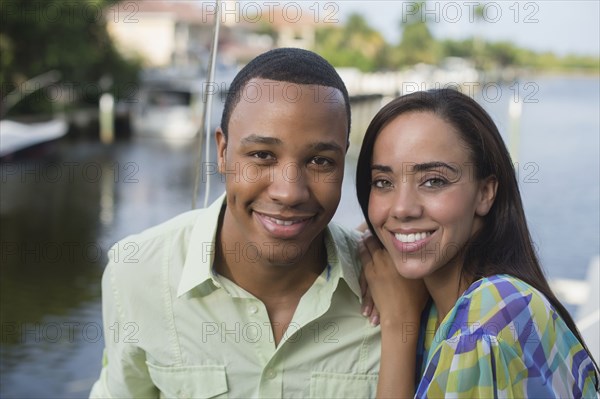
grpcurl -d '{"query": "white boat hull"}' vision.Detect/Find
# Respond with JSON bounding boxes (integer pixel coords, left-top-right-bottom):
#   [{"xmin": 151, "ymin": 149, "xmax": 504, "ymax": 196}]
[{"xmin": 0, "ymin": 119, "xmax": 68, "ymax": 157}]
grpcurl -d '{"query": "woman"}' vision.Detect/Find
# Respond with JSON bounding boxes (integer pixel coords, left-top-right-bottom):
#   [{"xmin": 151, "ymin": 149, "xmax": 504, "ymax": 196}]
[{"xmin": 356, "ymin": 89, "xmax": 599, "ymax": 398}]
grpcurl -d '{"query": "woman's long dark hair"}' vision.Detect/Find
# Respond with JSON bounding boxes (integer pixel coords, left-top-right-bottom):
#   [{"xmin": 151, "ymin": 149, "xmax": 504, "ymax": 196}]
[{"xmin": 356, "ymin": 88, "xmax": 599, "ymax": 389}]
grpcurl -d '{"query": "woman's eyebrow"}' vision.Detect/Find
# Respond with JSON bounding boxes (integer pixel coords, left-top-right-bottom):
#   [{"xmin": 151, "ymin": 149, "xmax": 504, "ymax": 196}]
[
  {"xmin": 412, "ymin": 161, "xmax": 459, "ymax": 174},
  {"xmin": 371, "ymin": 162, "xmax": 459, "ymax": 174},
  {"xmin": 371, "ymin": 164, "xmax": 392, "ymax": 173}
]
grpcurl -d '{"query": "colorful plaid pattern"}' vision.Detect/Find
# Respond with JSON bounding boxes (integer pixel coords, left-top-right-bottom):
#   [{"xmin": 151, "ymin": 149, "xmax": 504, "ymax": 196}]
[{"xmin": 415, "ymin": 274, "xmax": 598, "ymax": 398}]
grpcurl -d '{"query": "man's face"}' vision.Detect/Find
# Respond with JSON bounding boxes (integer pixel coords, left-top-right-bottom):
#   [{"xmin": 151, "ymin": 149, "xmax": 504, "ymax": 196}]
[{"xmin": 216, "ymin": 78, "xmax": 348, "ymax": 266}]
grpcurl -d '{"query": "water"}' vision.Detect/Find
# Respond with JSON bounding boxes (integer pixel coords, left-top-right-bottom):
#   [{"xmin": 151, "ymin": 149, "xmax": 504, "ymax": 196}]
[
  {"xmin": 475, "ymin": 75, "xmax": 600, "ymax": 281},
  {"xmin": 1, "ymin": 75, "xmax": 598, "ymax": 398}
]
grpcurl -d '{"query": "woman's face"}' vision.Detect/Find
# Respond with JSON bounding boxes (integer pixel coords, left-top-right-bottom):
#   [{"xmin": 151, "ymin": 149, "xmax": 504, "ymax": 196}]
[{"xmin": 368, "ymin": 111, "xmax": 496, "ymax": 281}]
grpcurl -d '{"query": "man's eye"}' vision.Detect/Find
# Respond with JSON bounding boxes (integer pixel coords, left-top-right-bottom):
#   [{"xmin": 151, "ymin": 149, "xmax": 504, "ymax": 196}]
[
  {"xmin": 310, "ymin": 157, "xmax": 333, "ymax": 167},
  {"xmin": 251, "ymin": 152, "xmax": 273, "ymax": 160}
]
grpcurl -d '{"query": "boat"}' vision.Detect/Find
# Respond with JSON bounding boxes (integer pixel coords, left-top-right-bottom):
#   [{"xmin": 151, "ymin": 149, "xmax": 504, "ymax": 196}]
[
  {"xmin": 1, "ymin": 70, "xmax": 69, "ymax": 158},
  {"xmin": 0, "ymin": 118, "xmax": 68, "ymax": 158},
  {"xmin": 129, "ymin": 63, "xmax": 236, "ymax": 139}
]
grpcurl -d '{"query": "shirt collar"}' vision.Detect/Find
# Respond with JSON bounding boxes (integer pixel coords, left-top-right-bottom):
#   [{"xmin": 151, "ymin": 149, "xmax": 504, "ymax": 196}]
[
  {"xmin": 323, "ymin": 225, "xmax": 363, "ymax": 300},
  {"xmin": 177, "ymin": 193, "xmax": 226, "ymax": 297},
  {"xmin": 177, "ymin": 194, "xmax": 362, "ymax": 301}
]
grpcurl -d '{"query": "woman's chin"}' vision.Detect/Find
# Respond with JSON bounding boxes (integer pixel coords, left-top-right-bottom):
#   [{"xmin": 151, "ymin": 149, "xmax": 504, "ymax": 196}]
[{"xmin": 392, "ymin": 260, "xmax": 432, "ymax": 280}]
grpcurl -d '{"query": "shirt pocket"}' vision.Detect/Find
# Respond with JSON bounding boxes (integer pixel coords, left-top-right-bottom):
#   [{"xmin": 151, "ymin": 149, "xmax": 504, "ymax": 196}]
[
  {"xmin": 309, "ymin": 371, "xmax": 378, "ymax": 398},
  {"xmin": 146, "ymin": 362, "xmax": 228, "ymax": 399}
]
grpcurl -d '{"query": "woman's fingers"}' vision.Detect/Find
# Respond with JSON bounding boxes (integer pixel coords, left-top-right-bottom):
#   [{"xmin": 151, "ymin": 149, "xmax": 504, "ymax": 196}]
[
  {"xmin": 362, "ymin": 231, "xmax": 380, "ymax": 259},
  {"xmin": 359, "ymin": 238, "xmax": 374, "ymax": 317},
  {"xmin": 362, "ymin": 286, "xmax": 375, "ymax": 319},
  {"xmin": 359, "ymin": 232, "xmax": 382, "ymax": 325},
  {"xmin": 355, "ymin": 221, "xmax": 369, "ymax": 233},
  {"xmin": 370, "ymin": 306, "xmax": 380, "ymax": 326},
  {"xmin": 358, "ymin": 251, "xmax": 368, "ymax": 297}
]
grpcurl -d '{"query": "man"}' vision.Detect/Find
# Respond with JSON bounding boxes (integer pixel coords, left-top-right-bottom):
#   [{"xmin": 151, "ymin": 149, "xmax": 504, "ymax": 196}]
[{"xmin": 90, "ymin": 48, "xmax": 380, "ymax": 398}]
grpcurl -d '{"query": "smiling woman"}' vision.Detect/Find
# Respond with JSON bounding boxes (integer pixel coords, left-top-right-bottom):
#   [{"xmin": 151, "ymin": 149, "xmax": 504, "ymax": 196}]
[
  {"xmin": 356, "ymin": 89, "xmax": 600, "ymax": 398},
  {"xmin": 366, "ymin": 111, "xmax": 496, "ymax": 282}
]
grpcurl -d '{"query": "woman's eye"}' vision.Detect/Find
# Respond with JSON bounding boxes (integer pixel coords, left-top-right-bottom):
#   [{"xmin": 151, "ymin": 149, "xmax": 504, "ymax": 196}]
[
  {"xmin": 423, "ymin": 177, "xmax": 447, "ymax": 188},
  {"xmin": 371, "ymin": 179, "xmax": 392, "ymax": 189}
]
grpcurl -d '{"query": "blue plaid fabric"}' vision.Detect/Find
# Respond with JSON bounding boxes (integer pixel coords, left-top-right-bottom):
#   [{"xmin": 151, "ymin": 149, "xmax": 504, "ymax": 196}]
[{"xmin": 415, "ymin": 274, "xmax": 598, "ymax": 398}]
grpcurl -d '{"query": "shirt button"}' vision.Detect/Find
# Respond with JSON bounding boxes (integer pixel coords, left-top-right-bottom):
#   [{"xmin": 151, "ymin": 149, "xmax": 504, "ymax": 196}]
[
  {"xmin": 248, "ymin": 305, "xmax": 258, "ymax": 314},
  {"xmin": 265, "ymin": 369, "xmax": 277, "ymax": 379}
]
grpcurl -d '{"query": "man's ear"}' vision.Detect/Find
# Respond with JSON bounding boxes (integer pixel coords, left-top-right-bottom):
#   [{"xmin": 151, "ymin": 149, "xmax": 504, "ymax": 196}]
[
  {"xmin": 476, "ymin": 176, "xmax": 498, "ymax": 217},
  {"xmin": 215, "ymin": 127, "xmax": 227, "ymax": 174}
]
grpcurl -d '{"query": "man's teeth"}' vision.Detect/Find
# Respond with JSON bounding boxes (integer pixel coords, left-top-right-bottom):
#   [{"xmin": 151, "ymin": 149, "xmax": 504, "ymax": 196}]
[
  {"xmin": 265, "ymin": 216, "xmax": 305, "ymax": 226},
  {"xmin": 394, "ymin": 232, "xmax": 431, "ymax": 243}
]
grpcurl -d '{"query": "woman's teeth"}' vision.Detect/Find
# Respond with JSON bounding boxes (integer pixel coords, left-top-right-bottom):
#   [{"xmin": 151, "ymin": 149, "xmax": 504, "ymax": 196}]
[{"xmin": 394, "ymin": 231, "xmax": 431, "ymax": 243}]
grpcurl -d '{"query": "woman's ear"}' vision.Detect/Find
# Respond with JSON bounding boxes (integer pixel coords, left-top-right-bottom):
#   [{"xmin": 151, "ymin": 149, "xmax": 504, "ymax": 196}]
[
  {"xmin": 215, "ymin": 127, "xmax": 227, "ymax": 174},
  {"xmin": 476, "ymin": 176, "xmax": 498, "ymax": 216}
]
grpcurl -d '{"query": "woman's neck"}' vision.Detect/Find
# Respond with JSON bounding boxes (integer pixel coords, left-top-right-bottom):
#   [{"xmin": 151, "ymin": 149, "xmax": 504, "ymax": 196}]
[{"xmin": 425, "ymin": 260, "xmax": 472, "ymax": 325}]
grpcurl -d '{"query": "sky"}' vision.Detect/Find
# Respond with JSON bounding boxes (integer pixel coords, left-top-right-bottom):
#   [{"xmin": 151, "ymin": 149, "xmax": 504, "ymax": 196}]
[{"xmin": 336, "ymin": 0, "xmax": 600, "ymax": 56}]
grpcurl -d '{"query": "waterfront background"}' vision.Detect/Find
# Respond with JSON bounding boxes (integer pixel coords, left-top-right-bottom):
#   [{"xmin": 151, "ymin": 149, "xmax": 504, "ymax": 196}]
[
  {"xmin": 1, "ymin": 74, "xmax": 598, "ymax": 398},
  {"xmin": 1, "ymin": 0, "xmax": 599, "ymax": 397}
]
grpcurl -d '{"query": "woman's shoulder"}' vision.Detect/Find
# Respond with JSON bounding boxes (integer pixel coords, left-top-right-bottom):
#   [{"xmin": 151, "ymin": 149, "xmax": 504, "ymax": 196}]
[
  {"xmin": 462, "ymin": 274, "xmax": 550, "ymax": 310},
  {"xmin": 451, "ymin": 274, "xmax": 558, "ymax": 341},
  {"xmin": 467, "ymin": 273, "xmax": 532, "ymax": 291},
  {"xmin": 422, "ymin": 274, "xmax": 598, "ymax": 398}
]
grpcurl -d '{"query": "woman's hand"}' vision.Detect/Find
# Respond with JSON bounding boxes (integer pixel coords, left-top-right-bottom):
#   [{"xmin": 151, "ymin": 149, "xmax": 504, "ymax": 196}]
[
  {"xmin": 359, "ymin": 231, "xmax": 429, "ymax": 328},
  {"xmin": 359, "ymin": 262, "xmax": 380, "ymax": 326},
  {"xmin": 359, "ymin": 230, "xmax": 429, "ymax": 398}
]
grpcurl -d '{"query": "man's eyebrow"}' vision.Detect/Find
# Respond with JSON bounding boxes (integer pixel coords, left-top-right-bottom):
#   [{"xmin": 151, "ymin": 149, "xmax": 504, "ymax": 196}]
[
  {"xmin": 309, "ymin": 141, "xmax": 344, "ymax": 153},
  {"xmin": 240, "ymin": 135, "xmax": 282, "ymax": 146},
  {"xmin": 239, "ymin": 135, "xmax": 343, "ymax": 153}
]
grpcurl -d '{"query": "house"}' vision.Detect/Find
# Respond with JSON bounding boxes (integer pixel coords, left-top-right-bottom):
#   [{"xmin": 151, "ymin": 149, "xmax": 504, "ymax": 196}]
[
  {"xmin": 106, "ymin": 1, "xmax": 323, "ymax": 67},
  {"xmin": 106, "ymin": 0, "xmax": 215, "ymax": 67}
]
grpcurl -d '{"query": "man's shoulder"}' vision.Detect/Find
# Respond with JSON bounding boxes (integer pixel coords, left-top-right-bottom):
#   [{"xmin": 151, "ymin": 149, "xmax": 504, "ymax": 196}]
[
  {"xmin": 328, "ymin": 222, "xmax": 360, "ymax": 241},
  {"xmin": 326, "ymin": 222, "xmax": 363, "ymax": 283},
  {"xmin": 114, "ymin": 208, "xmax": 196, "ymax": 247},
  {"xmin": 102, "ymin": 207, "xmax": 217, "ymax": 299},
  {"xmin": 106, "ymin": 207, "xmax": 212, "ymax": 272},
  {"xmin": 121, "ymin": 208, "xmax": 203, "ymax": 245},
  {"xmin": 327, "ymin": 222, "xmax": 361, "ymax": 253}
]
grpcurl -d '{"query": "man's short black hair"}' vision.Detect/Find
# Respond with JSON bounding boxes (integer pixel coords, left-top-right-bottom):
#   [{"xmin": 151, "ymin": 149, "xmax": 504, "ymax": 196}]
[{"xmin": 220, "ymin": 47, "xmax": 351, "ymax": 139}]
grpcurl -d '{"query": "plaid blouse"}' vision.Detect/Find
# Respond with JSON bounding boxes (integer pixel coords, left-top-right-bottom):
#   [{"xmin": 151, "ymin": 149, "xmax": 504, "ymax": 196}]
[{"xmin": 415, "ymin": 274, "xmax": 598, "ymax": 398}]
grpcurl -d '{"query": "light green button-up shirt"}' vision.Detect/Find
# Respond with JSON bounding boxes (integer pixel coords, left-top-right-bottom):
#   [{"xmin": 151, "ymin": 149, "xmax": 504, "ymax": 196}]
[{"xmin": 90, "ymin": 194, "xmax": 381, "ymax": 399}]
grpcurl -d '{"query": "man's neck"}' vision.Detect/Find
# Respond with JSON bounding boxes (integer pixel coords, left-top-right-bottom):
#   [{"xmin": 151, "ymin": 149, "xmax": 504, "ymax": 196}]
[
  {"xmin": 214, "ymin": 209, "xmax": 329, "ymax": 346},
  {"xmin": 214, "ymin": 209, "xmax": 328, "ymax": 302}
]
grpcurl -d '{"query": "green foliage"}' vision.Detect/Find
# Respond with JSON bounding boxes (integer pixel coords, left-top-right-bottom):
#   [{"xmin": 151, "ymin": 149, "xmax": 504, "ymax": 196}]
[
  {"xmin": 314, "ymin": 13, "xmax": 386, "ymax": 72},
  {"xmin": 313, "ymin": 1, "xmax": 598, "ymax": 74},
  {"xmin": 1, "ymin": 0, "xmax": 140, "ymax": 115},
  {"xmin": 395, "ymin": 1, "xmax": 440, "ymax": 66},
  {"xmin": 396, "ymin": 19, "xmax": 440, "ymax": 66},
  {"xmin": 439, "ymin": 38, "xmax": 599, "ymax": 73}
]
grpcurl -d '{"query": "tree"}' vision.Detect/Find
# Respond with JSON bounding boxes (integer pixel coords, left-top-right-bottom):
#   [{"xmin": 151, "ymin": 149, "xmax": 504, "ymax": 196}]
[
  {"xmin": 395, "ymin": 2, "xmax": 440, "ymax": 66},
  {"xmin": 0, "ymin": 0, "xmax": 140, "ymax": 115},
  {"xmin": 315, "ymin": 13, "xmax": 386, "ymax": 72}
]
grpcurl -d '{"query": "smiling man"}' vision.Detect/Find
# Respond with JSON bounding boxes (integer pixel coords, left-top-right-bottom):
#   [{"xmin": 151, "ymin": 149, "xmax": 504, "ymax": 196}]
[{"xmin": 90, "ymin": 48, "xmax": 381, "ymax": 398}]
